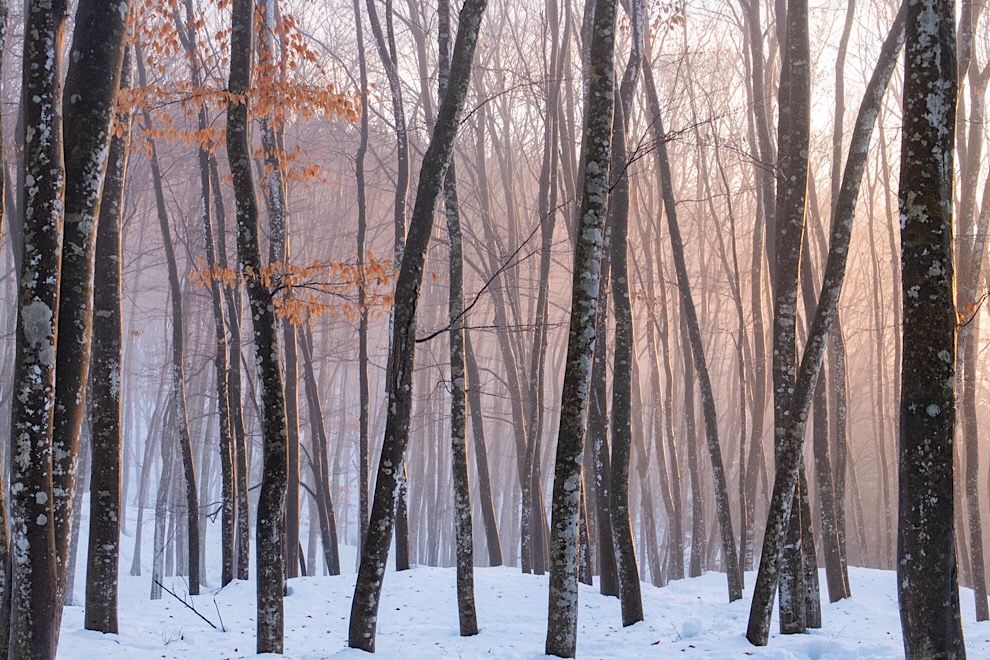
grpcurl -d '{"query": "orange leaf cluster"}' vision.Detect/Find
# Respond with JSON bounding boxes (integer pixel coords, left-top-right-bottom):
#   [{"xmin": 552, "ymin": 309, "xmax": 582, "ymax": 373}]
[{"xmin": 192, "ymin": 254, "xmax": 397, "ymax": 326}]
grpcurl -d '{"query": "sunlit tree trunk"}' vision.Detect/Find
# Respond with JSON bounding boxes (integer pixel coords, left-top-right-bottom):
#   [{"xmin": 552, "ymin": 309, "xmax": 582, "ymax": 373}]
[
  {"xmin": 545, "ymin": 0, "xmax": 615, "ymax": 653},
  {"xmin": 85, "ymin": 43, "xmax": 133, "ymax": 633},
  {"xmin": 896, "ymin": 0, "xmax": 964, "ymax": 654},
  {"xmin": 51, "ymin": 0, "xmax": 129, "ymax": 616}
]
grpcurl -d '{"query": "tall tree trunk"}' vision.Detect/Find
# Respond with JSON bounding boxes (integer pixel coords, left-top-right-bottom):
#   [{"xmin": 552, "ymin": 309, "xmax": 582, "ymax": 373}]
[
  {"xmin": 438, "ymin": 0, "xmax": 478, "ymax": 635},
  {"xmin": 353, "ymin": 0, "xmax": 372, "ymax": 550},
  {"xmin": 227, "ymin": 0, "xmax": 290, "ymax": 650},
  {"xmin": 347, "ymin": 0, "xmax": 487, "ymax": 649},
  {"xmin": 8, "ymin": 1, "xmax": 66, "ymax": 655},
  {"xmin": 85, "ymin": 43, "xmax": 133, "ymax": 633},
  {"xmin": 607, "ymin": 0, "xmax": 644, "ymax": 622},
  {"xmin": 642, "ymin": 41, "xmax": 742, "ymax": 603},
  {"xmin": 746, "ymin": 6, "xmax": 905, "ymax": 645},
  {"xmin": 137, "ymin": 48, "xmax": 201, "ymax": 598},
  {"xmin": 545, "ymin": 0, "xmax": 616, "ymax": 653},
  {"xmin": 51, "ymin": 0, "xmax": 129, "ymax": 614},
  {"xmin": 896, "ymin": 0, "xmax": 964, "ymax": 655}
]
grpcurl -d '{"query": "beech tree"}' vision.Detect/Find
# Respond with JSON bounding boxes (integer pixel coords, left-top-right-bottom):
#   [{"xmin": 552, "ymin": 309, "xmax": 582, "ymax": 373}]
[
  {"xmin": 896, "ymin": 0, "xmax": 964, "ymax": 655},
  {"xmin": 228, "ymin": 0, "xmax": 290, "ymax": 651},
  {"xmin": 545, "ymin": 0, "xmax": 616, "ymax": 653},
  {"xmin": 347, "ymin": 0, "xmax": 488, "ymax": 650},
  {"xmin": 85, "ymin": 43, "xmax": 134, "ymax": 635}
]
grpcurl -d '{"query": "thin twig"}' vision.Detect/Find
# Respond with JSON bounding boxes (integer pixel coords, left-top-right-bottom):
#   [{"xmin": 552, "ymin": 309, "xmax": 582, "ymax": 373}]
[{"xmin": 154, "ymin": 580, "xmax": 218, "ymax": 630}]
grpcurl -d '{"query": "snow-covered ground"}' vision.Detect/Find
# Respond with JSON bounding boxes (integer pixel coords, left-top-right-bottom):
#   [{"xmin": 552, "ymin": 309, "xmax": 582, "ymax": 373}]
[{"xmin": 57, "ymin": 500, "xmax": 990, "ymax": 659}]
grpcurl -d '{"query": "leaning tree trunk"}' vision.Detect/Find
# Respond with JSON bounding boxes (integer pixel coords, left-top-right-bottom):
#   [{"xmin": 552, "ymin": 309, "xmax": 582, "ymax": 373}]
[
  {"xmin": 347, "ymin": 0, "xmax": 487, "ymax": 650},
  {"xmin": 896, "ymin": 0, "xmax": 965, "ymax": 656},
  {"xmin": 85, "ymin": 43, "xmax": 133, "ymax": 634},
  {"xmin": 608, "ymin": 0, "xmax": 644, "ymax": 624},
  {"xmin": 227, "ymin": 0, "xmax": 290, "ymax": 651},
  {"xmin": 7, "ymin": 1, "xmax": 68, "ymax": 656},
  {"xmin": 745, "ymin": 6, "xmax": 905, "ymax": 646},
  {"xmin": 545, "ymin": 0, "xmax": 616, "ymax": 654},
  {"xmin": 439, "ymin": 0, "xmax": 478, "ymax": 636}
]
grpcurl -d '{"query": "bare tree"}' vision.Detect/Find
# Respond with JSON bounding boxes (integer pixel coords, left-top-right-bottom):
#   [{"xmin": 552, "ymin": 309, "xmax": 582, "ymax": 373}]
[
  {"xmin": 347, "ymin": 0, "xmax": 487, "ymax": 649},
  {"xmin": 545, "ymin": 0, "xmax": 616, "ymax": 653},
  {"xmin": 227, "ymin": 0, "xmax": 290, "ymax": 650},
  {"xmin": 896, "ymin": 0, "xmax": 965, "ymax": 655}
]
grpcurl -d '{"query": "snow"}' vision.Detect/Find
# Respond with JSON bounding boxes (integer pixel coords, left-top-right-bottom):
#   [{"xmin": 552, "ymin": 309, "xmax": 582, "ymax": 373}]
[{"xmin": 57, "ymin": 499, "xmax": 990, "ymax": 659}]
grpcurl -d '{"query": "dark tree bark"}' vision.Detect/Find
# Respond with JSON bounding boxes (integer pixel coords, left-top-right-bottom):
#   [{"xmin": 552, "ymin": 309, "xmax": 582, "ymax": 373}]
[
  {"xmin": 608, "ymin": 0, "xmax": 644, "ymax": 624},
  {"xmin": 7, "ymin": 2, "xmax": 69, "ymax": 657},
  {"xmin": 896, "ymin": 0, "xmax": 965, "ymax": 655},
  {"xmin": 746, "ymin": 5, "xmax": 905, "ymax": 645},
  {"xmin": 0, "ymin": 1, "xmax": 11, "ymax": 654},
  {"xmin": 227, "ymin": 0, "xmax": 290, "ymax": 650},
  {"xmin": 439, "ymin": 0, "xmax": 478, "ymax": 636},
  {"xmin": 545, "ymin": 0, "xmax": 616, "ymax": 654},
  {"xmin": 347, "ymin": 0, "xmax": 487, "ymax": 649},
  {"xmin": 52, "ymin": 0, "xmax": 130, "ymax": 616},
  {"xmin": 85, "ymin": 43, "xmax": 133, "ymax": 634}
]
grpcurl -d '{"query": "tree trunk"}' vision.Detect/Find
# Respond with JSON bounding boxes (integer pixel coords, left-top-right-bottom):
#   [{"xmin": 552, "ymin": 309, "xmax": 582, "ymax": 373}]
[
  {"xmin": 896, "ymin": 0, "xmax": 964, "ymax": 655},
  {"xmin": 347, "ymin": 0, "xmax": 487, "ymax": 649},
  {"xmin": 8, "ymin": 2, "xmax": 68, "ymax": 656},
  {"xmin": 227, "ymin": 0, "xmax": 290, "ymax": 650},
  {"xmin": 746, "ymin": 6, "xmax": 905, "ymax": 645},
  {"xmin": 51, "ymin": 0, "xmax": 129, "ymax": 615},
  {"xmin": 85, "ymin": 43, "xmax": 133, "ymax": 633},
  {"xmin": 607, "ymin": 2, "xmax": 644, "ymax": 621},
  {"xmin": 439, "ymin": 0, "xmax": 478, "ymax": 635},
  {"xmin": 545, "ymin": 0, "xmax": 616, "ymax": 653}
]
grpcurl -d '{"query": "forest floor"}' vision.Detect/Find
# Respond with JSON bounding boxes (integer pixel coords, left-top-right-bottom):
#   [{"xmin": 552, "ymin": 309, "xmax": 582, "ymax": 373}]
[{"xmin": 58, "ymin": 500, "xmax": 990, "ymax": 659}]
